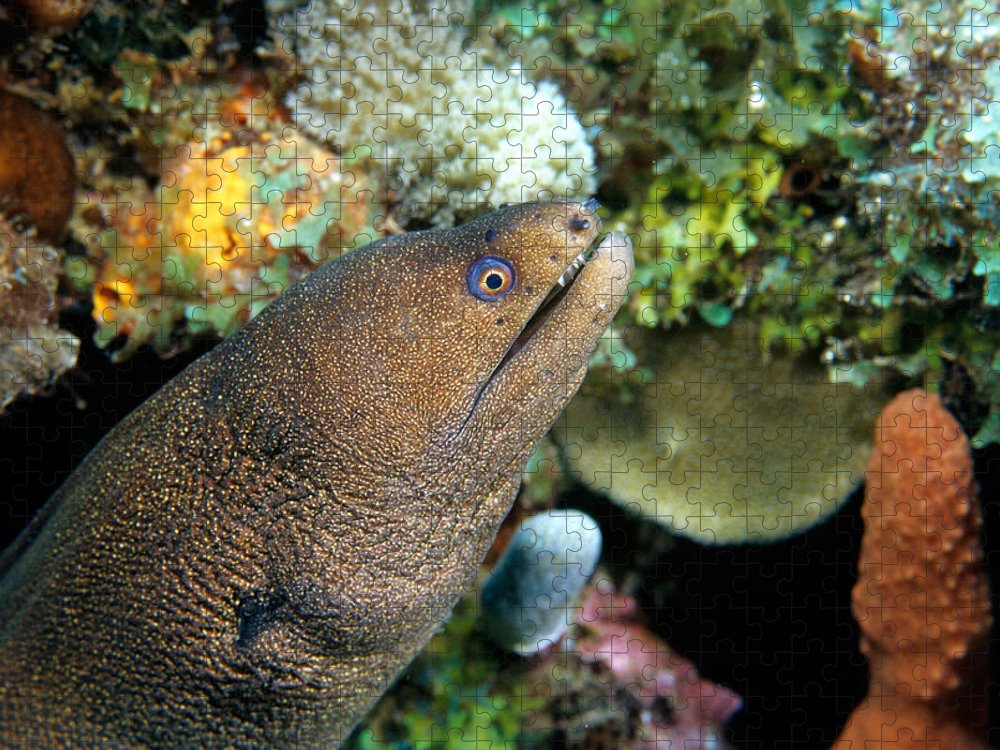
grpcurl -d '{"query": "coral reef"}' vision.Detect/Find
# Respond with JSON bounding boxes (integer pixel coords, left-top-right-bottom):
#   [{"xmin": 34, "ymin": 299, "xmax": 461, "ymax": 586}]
[
  {"xmin": 834, "ymin": 390, "xmax": 991, "ymax": 749},
  {"xmin": 483, "ymin": 0, "xmax": 1000, "ymax": 448},
  {"xmin": 852, "ymin": 1, "xmax": 1000, "ymax": 287},
  {"xmin": 565, "ymin": 581, "xmax": 743, "ymax": 748},
  {"xmin": 490, "ymin": 0, "xmax": 848, "ymax": 330},
  {"xmin": 55, "ymin": 0, "xmax": 238, "ymax": 65},
  {"xmin": 0, "ymin": 218, "xmax": 79, "ymax": 412},
  {"xmin": 0, "ymin": 0, "xmax": 996, "ymax": 741},
  {"xmin": 557, "ymin": 318, "xmax": 888, "ymax": 544},
  {"xmin": 0, "ymin": 91, "xmax": 76, "ymax": 243},
  {"xmin": 270, "ymin": 0, "xmax": 595, "ymax": 225},
  {"xmin": 479, "ymin": 509, "xmax": 602, "ymax": 655},
  {"xmin": 73, "ymin": 84, "xmax": 376, "ymax": 359},
  {"xmin": 840, "ymin": 1, "xmax": 1000, "ymax": 446},
  {"xmin": 350, "ymin": 591, "xmax": 546, "ymax": 749},
  {"xmin": 352, "ymin": 576, "xmax": 741, "ymax": 749}
]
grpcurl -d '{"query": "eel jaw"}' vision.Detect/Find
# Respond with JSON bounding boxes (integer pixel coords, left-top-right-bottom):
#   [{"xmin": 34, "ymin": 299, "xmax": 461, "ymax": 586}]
[
  {"xmin": 486, "ymin": 236, "xmax": 600, "ymax": 381},
  {"xmin": 454, "ymin": 228, "xmax": 632, "ymax": 439}
]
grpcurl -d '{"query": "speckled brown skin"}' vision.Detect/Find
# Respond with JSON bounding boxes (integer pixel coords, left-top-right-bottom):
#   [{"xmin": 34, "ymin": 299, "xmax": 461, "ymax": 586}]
[{"xmin": 0, "ymin": 201, "xmax": 633, "ymax": 748}]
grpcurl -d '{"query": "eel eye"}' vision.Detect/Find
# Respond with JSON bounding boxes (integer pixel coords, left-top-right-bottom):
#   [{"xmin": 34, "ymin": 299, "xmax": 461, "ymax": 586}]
[{"xmin": 468, "ymin": 257, "xmax": 515, "ymax": 300}]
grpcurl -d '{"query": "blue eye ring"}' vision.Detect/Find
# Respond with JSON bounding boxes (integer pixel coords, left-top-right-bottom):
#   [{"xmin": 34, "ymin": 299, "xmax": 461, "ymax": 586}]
[{"xmin": 468, "ymin": 256, "xmax": 515, "ymax": 301}]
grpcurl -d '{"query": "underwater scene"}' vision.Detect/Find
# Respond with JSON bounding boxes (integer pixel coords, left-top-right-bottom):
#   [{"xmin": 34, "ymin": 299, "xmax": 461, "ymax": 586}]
[{"xmin": 0, "ymin": 0, "xmax": 997, "ymax": 747}]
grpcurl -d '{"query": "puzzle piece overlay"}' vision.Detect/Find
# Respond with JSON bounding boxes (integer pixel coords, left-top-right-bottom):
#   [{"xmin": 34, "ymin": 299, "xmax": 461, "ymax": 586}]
[{"xmin": 1, "ymin": 0, "xmax": 997, "ymax": 747}]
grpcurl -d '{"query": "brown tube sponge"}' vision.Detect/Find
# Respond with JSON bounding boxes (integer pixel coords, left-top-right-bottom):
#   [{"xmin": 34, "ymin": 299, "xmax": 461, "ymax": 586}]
[{"xmin": 835, "ymin": 390, "xmax": 991, "ymax": 749}]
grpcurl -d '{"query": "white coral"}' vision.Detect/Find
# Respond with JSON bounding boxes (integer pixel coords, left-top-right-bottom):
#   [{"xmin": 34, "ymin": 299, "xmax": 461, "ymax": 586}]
[{"xmin": 270, "ymin": 0, "xmax": 596, "ymax": 224}]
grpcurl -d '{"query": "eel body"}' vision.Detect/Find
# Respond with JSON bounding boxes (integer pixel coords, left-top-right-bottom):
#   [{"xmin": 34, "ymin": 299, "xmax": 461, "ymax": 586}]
[{"xmin": 0, "ymin": 201, "xmax": 633, "ymax": 748}]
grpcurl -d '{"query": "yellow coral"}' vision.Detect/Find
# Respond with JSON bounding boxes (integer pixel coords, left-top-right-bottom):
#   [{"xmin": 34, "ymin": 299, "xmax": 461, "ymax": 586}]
[
  {"xmin": 91, "ymin": 124, "xmax": 375, "ymax": 359},
  {"xmin": 166, "ymin": 145, "xmax": 258, "ymax": 278}
]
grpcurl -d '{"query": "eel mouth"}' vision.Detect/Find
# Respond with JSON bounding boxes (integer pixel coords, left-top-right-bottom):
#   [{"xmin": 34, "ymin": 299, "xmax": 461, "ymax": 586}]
[{"xmin": 486, "ymin": 233, "xmax": 602, "ymax": 382}]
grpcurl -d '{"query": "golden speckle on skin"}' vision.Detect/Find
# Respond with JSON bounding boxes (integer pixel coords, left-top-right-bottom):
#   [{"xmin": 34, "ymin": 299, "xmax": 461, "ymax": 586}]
[{"xmin": 0, "ymin": 202, "xmax": 632, "ymax": 749}]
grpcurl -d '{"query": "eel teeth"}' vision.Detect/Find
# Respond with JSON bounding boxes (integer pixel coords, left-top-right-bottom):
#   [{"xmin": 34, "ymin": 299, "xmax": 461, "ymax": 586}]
[{"xmin": 556, "ymin": 250, "xmax": 591, "ymax": 287}]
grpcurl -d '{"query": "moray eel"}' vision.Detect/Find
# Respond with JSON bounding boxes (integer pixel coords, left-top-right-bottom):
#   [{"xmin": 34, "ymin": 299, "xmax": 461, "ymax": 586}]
[{"xmin": 0, "ymin": 201, "xmax": 633, "ymax": 748}]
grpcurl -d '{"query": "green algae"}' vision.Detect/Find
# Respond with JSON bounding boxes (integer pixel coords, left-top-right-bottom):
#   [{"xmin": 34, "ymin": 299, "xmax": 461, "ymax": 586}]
[
  {"xmin": 484, "ymin": 0, "xmax": 999, "ymax": 446},
  {"xmin": 347, "ymin": 591, "xmax": 546, "ymax": 750}
]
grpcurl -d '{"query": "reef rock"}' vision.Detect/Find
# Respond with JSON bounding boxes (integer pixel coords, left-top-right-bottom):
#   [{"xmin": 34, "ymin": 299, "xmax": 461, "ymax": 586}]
[
  {"xmin": 480, "ymin": 509, "xmax": 602, "ymax": 655},
  {"xmin": 531, "ymin": 580, "xmax": 743, "ymax": 748}
]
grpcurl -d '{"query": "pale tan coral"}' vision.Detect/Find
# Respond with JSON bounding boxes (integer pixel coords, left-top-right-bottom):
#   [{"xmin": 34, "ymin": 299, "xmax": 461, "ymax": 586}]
[
  {"xmin": 557, "ymin": 319, "xmax": 887, "ymax": 544},
  {"xmin": 834, "ymin": 390, "xmax": 991, "ymax": 749}
]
